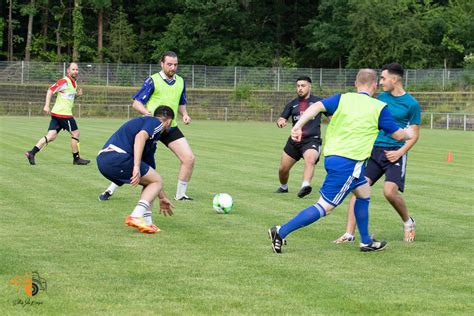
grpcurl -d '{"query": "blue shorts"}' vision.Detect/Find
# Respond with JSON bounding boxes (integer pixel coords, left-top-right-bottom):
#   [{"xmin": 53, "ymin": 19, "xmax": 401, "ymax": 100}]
[
  {"xmin": 365, "ymin": 146, "xmax": 406, "ymax": 192},
  {"xmin": 320, "ymin": 156, "xmax": 368, "ymax": 207},
  {"xmin": 96, "ymin": 151, "xmax": 151, "ymax": 186}
]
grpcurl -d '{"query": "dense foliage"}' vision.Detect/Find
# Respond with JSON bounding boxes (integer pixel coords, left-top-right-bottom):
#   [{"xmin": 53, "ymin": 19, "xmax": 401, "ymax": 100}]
[{"xmin": 1, "ymin": 0, "xmax": 473, "ymax": 68}]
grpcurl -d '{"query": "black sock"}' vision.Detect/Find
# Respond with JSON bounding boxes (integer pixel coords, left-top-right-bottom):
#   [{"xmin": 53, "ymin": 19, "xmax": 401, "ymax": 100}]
[
  {"xmin": 31, "ymin": 146, "xmax": 40, "ymax": 154},
  {"xmin": 73, "ymin": 152, "xmax": 80, "ymax": 160}
]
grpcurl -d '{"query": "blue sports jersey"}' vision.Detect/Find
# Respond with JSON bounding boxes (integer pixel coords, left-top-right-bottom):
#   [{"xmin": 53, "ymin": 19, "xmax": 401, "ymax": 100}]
[
  {"xmin": 321, "ymin": 93, "xmax": 399, "ymax": 135},
  {"xmin": 101, "ymin": 116, "xmax": 165, "ymax": 164},
  {"xmin": 374, "ymin": 92, "xmax": 421, "ymax": 148},
  {"xmin": 133, "ymin": 75, "xmax": 187, "ymax": 106}
]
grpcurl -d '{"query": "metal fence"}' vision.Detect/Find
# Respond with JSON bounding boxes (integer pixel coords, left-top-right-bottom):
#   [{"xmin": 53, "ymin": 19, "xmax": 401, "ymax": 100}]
[{"xmin": 0, "ymin": 61, "xmax": 472, "ymax": 91}]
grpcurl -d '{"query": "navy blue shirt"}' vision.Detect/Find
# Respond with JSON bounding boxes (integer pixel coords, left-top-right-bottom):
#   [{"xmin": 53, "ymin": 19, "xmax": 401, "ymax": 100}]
[
  {"xmin": 133, "ymin": 75, "xmax": 187, "ymax": 106},
  {"xmin": 102, "ymin": 116, "xmax": 165, "ymax": 164},
  {"xmin": 321, "ymin": 93, "xmax": 400, "ymax": 135},
  {"xmin": 280, "ymin": 94, "xmax": 323, "ymax": 139}
]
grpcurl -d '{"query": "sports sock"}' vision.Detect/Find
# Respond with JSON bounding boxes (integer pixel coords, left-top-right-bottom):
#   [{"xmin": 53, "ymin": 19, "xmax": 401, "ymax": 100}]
[
  {"xmin": 354, "ymin": 197, "xmax": 372, "ymax": 244},
  {"xmin": 143, "ymin": 209, "xmax": 153, "ymax": 225},
  {"xmin": 176, "ymin": 180, "xmax": 188, "ymax": 198},
  {"xmin": 404, "ymin": 217, "xmax": 414, "ymax": 226},
  {"xmin": 301, "ymin": 181, "xmax": 310, "ymax": 188},
  {"xmin": 131, "ymin": 200, "xmax": 150, "ymax": 218},
  {"xmin": 280, "ymin": 184, "xmax": 288, "ymax": 190},
  {"xmin": 279, "ymin": 203, "xmax": 326, "ymax": 239},
  {"xmin": 73, "ymin": 152, "xmax": 80, "ymax": 160},
  {"xmin": 106, "ymin": 182, "xmax": 119, "ymax": 194},
  {"xmin": 30, "ymin": 146, "xmax": 40, "ymax": 155}
]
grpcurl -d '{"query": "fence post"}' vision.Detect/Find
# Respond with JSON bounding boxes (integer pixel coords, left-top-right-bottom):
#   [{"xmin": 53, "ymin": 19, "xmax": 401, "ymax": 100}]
[
  {"xmin": 446, "ymin": 113, "xmax": 449, "ymax": 130},
  {"xmin": 21, "ymin": 61, "xmax": 24, "ymax": 84},
  {"xmin": 128, "ymin": 103, "xmax": 130, "ymax": 119},
  {"xmin": 464, "ymin": 114, "xmax": 467, "ymax": 131},
  {"xmin": 405, "ymin": 69, "xmax": 408, "ymax": 87},
  {"xmin": 277, "ymin": 67, "xmax": 280, "ymax": 92},
  {"xmin": 149, "ymin": 64, "xmax": 152, "ymax": 77},
  {"xmin": 192, "ymin": 65, "xmax": 195, "ymax": 89},
  {"xmin": 225, "ymin": 107, "xmax": 228, "ymax": 122},
  {"xmin": 63, "ymin": 62, "xmax": 66, "ymax": 77},
  {"xmin": 320, "ymin": 68, "xmax": 323, "ymax": 88},
  {"xmin": 28, "ymin": 102, "xmax": 31, "ymax": 117},
  {"xmin": 204, "ymin": 66, "xmax": 207, "ymax": 88},
  {"xmin": 234, "ymin": 66, "xmax": 237, "ymax": 89},
  {"xmin": 270, "ymin": 108, "xmax": 273, "ymax": 122},
  {"xmin": 106, "ymin": 63, "xmax": 109, "ymax": 86},
  {"xmin": 430, "ymin": 113, "xmax": 433, "ymax": 129},
  {"xmin": 78, "ymin": 103, "xmax": 81, "ymax": 118}
]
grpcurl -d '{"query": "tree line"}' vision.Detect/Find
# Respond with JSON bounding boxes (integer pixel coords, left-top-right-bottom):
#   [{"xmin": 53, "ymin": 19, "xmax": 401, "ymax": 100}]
[{"xmin": 1, "ymin": 0, "xmax": 473, "ymax": 68}]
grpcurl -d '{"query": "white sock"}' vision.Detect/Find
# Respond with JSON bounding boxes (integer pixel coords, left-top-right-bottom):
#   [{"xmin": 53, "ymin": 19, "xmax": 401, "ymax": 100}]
[
  {"xmin": 131, "ymin": 200, "xmax": 150, "ymax": 218},
  {"xmin": 107, "ymin": 182, "xmax": 119, "ymax": 194},
  {"xmin": 301, "ymin": 181, "xmax": 310, "ymax": 188},
  {"xmin": 176, "ymin": 180, "xmax": 188, "ymax": 198},
  {"xmin": 280, "ymin": 184, "xmax": 288, "ymax": 190},
  {"xmin": 143, "ymin": 210, "xmax": 152, "ymax": 225},
  {"xmin": 404, "ymin": 218, "xmax": 414, "ymax": 226}
]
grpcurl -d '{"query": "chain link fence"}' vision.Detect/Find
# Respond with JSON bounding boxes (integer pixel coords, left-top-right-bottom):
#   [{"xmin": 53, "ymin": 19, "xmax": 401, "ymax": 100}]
[{"xmin": 0, "ymin": 61, "xmax": 472, "ymax": 91}]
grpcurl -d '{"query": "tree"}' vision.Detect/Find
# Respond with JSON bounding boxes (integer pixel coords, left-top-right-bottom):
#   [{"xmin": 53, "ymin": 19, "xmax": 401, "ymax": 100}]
[
  {"xmin": 20, "ymin": 0, "xmax": 37, "ymax": 61},
  {"xmin": 107, "ymin": 8, "xmax": 138, "ymax": 63},
  {"xmin": 72, "ymin": 0, "xmax": 85, "ymax": 61},
  {"xmin": 88, "ymin": 0, "xmax": 111, "ymax": 62}
]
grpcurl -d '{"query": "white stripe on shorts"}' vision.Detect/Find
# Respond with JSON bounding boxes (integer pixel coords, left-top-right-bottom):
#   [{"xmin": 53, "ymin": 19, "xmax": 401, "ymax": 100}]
[
  {"xmin": 401, "ymin": 153, "xmax": 407, "ymax": 178},
  {"xmin": 333, "ymin": 176, "xmax": 355, "ymax": 205}
]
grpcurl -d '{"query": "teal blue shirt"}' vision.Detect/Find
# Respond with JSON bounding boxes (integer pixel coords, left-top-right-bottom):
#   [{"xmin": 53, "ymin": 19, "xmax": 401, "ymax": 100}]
[{"xmin": 374, "ymin": 92, "xmax": 421, "ymax": 148}]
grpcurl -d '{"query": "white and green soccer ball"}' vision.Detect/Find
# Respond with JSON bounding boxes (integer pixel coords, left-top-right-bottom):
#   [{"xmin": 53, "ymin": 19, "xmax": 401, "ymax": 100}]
[{"xmin": 212, "ymin": 193, "xmax": 233, "ymax": 214}]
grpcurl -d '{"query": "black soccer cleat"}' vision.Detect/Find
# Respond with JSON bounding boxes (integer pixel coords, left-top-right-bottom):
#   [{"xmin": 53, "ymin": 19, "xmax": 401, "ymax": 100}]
[
  {"xmin": 25, "ymin": 151, "xmax": 36, "ymax": 165},
  {"xmin": 360, "ymin": 239, "xmax": 387, "ymax": 252},
  {"xmin": 175, "ymin": 195, "xmax": 193, "ymax": 201},
  {"xmin": 73, "ymin": 158, "xmax": 91, "ymax": 165},
  {"xmin": 98, "ymin": 190, "xmax": 113, "ymax": 201},
  {"xmin": 297, "ymin": 186, "xmax": 312, "ymax": 198},
  {"xmin": 274, "ymin": 187, "xmax": 288, "ymax": 193},
  {"xmin": 268, "ymin": 226, "xmax": 284, "ymax": 254}
]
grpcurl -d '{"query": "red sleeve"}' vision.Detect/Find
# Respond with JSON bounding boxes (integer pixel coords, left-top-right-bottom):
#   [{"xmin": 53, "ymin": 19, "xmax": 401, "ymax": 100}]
[{"xmin": 49, "ymin": 78, "xmax": 68, "ymax": 93}]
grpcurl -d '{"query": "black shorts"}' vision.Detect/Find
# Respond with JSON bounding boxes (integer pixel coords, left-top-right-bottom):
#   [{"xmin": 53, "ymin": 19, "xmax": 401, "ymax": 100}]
[
  {"xmin": 159, "ymin": 126, "xmax": 185, "ymax": 147},
  {"xmin": 365, "ymin": 146, "xmax": 407, "ymax": 192},
  {"xmin": 283, "ymin": 137, "xmax": 322, "ymax": 163},
  {"xmin": 48, "ymin": 116, "xmax": 78, "ymax": 133}
]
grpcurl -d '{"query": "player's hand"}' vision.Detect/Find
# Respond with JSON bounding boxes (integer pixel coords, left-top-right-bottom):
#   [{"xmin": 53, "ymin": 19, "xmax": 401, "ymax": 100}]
[
  {"xmin": 276, "ymin": 118, "xmax": 286, "ymax": 128},
  {"xmin": 291, "ymin": 127, "xmax": 302, "ymax": 142},
  {"xmin": 43, "ymin": 106, "xmax": 50, "ymax": 114},
  {"xmin": 130, "ymin": 166, "xmax": 141, "ymax": 186},
  {"xmin": 182, "ymin": 114, "xmax": 191, "ymax": 125},
  {"xmin": 158, "ymin": 197, "xmax": 174, "ymax": 216},
  {"xmin": 76, "ymin": 87, "xmax": 83, "ymax": 97},
  {"xmin": 384, "ymin": 149, "xmax": 403, "ymax": 163}
]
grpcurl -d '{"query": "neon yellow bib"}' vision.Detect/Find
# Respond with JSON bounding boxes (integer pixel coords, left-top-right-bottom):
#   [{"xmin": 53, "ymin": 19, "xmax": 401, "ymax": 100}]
[
  {"xmin": 324, "ymin": 93, "xmax": 386, "ymax": 160},
  {"xmin": 148, "ymin": 73, "xmax": 184, "ymax": 127},
  {"xmin": 51, "ymin": 76, "xmax": 77, "ymax": 116}
]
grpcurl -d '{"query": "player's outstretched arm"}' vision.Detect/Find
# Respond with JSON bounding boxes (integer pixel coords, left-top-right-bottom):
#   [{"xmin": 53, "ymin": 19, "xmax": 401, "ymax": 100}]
[
  {"xmin": 43, "ymin": 90, "xmax": 53, "ymax": 114},
  {"xmin": 130, "ymin": 131, "xmax": 149, "ymax": 186},
  {"xmin": 391, "ymin": 125, "xmax": 415, "ymax": 142},
  {"xmin": 179, "ymin": 105, "xmax": 191, "ymax": 125},
  {"xmin": 385, "ymin": 125, "xmax": 420, "ymax": 162},
  {"xmin": 132, "ymin": 100, "xmax": 151, "ymax": 116},
  {"xmin": 291, "ymin": 101, "xmax": 326, "ymax": 141}
]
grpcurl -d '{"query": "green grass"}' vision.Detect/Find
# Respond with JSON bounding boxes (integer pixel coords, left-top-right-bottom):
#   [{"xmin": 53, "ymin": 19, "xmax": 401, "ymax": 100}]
[{"xmin": 0, "ymin": 116, "xmax": 473, "ymax": 315}]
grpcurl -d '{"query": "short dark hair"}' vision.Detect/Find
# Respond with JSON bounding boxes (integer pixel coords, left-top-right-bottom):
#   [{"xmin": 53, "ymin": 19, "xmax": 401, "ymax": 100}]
[
  {"xmin": 154, "ymin": 105, "xmax": 175, "ymax": 120},
  {"xmin": 160, "ymin": 51, "xmax": 178, "ymax": 63},
  {"xmin": 296, "ymin": 76, "xmax": 312, "ymax": 83},
  {"xmin": 381, "ymin": 63, "xmax": 404, "ymax": 77}
]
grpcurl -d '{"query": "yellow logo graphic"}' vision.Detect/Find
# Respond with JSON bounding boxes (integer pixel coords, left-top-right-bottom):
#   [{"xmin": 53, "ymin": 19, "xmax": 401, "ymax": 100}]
[{"xmin": 9, "ymin": 272, "xmax": 47, "ymax": 297}]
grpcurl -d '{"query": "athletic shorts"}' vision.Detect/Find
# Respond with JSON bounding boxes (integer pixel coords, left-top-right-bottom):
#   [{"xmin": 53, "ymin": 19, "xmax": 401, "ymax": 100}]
[
  {"xmin": 283, "ymin": 137, "xmax": 322, "ymax": 162},
  {"xmin": 365, "ymin": 146, "xmax": 407, "ymax": 192},
  {"xmin": 159, "ymin": 126, "xmax": 185, "ymax": 147},
  {"xmin": 48, "ymin": 116, "xmax": 78, "ymax": 133},
  {"xmin": 320, "ymin": 156, "xmax": 368, "ymax": 207},
  {"xmin": 96, "ymin": 151, "xmax": 151, "ymax": 186}
]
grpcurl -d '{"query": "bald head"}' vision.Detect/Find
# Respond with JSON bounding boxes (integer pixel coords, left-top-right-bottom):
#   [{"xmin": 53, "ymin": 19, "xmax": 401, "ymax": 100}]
[
  {"xmin": 67, "ymin": 62, "xmax": 79, "ymax": 79},
  {"xmin": 355, "ymin": 68, "xmax": 378, "ymax": 95}
]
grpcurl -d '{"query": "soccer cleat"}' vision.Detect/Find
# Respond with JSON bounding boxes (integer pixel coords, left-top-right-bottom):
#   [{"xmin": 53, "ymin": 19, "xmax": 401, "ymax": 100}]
[
  {"xmin": 360, "ymin": 239, "xmax": 387, "ymax": 252},
  {"xmin": 268, "ymin": 226, "xmax": 284, "ymax": 253},
  {"xmin": 73, "ymin": 157, "xmax": 91, "ymax": 165},
  {"xmin": 274, "ymin": 187, "xmax": 288, "ymax": 193},
  {"xmin": 175, "ymin": 195, "xmax": 193, "ymax": 201},
  {"xmin": 403, "ymin": 217, "xmax": 416, "ymax": 242},
  {"xmin": 297, "ymin": 185, "xmax": 312, "ymax": 198},
  {"xmin": 98, "ymin": 190, "xmax": 113, "ymax": 201},
  {"xmin": 25, "ymin": 151, "xmax": 36, "ymax": 165},
  {"xmin": 125, "ymin": 216, "xmax": 159, "ymax": 234},
  {"xmin": 333, "ymin": 232, "xmax": 355, "ymax": 244}
]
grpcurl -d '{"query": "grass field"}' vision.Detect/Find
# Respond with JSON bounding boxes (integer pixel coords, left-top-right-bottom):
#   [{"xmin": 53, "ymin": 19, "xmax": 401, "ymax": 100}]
[{"xmin": 1, "ymin": 116, "xmax": 473, "ymax": 315}]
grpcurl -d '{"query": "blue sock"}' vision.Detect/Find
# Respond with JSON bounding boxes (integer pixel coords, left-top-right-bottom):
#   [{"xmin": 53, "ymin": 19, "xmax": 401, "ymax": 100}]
[
  {"xmin": 354, "ymin": 197, "xmax": 372, "ymax": 244},
  {"xmin": 279, "ymin": 204, "xmax": 326, "ymax": 239}
]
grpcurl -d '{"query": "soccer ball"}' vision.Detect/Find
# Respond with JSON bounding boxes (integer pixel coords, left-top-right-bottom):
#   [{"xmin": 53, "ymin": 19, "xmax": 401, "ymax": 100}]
[{"xmin": 212, "ymin": 193, "xmax": 233, "ymax": 214}]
